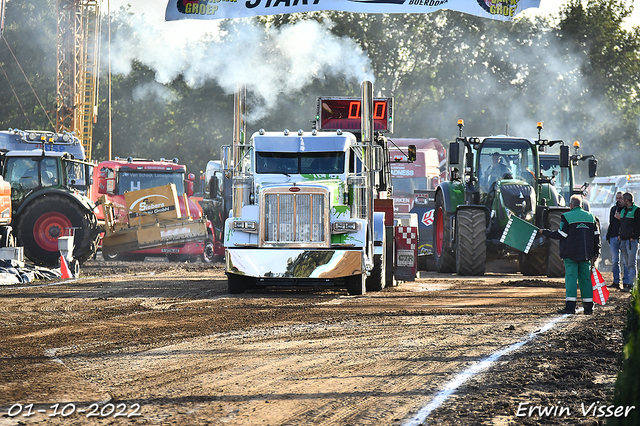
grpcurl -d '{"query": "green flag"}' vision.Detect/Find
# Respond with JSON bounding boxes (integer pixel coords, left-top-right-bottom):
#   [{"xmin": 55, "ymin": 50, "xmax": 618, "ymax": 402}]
[{"xmin": 500, "ymin": 215, "xmax": 539, "ymax": 254}]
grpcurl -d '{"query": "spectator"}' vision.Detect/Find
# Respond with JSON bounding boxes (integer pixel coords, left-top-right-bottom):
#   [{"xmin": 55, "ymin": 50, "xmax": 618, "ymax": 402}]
[
  {"xmin": 540, "ymin": 195, "xmax": 601, "ymax": 314},
  {"xmin": 606, "ymin": 191, "xmax": 629, "ymax": 289},
  {"xmin": 619, "ymin": 192, "xmax": 640, "ymax": 292}
]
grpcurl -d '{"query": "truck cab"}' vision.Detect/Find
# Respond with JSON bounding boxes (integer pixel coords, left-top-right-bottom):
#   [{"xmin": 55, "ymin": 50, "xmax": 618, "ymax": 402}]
[
  {"xmin": 223, "ymin": 83, "xmax": 415, "ymax": 295},
  {"xmin": 91, "ymin": 157, "xmax": 215, "ymax": 262}
]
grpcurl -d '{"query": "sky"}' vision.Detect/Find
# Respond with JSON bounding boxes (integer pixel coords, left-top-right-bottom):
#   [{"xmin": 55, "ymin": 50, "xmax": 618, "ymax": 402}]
[{"xmin": 523, "ymin": 0, "xmax": 640, "ymax": 29}]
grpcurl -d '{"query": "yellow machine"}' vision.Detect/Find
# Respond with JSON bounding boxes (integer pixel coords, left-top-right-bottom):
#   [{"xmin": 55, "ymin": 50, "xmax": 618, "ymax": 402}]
[{"xmin": 100, "ymin": 184, "xmax": 207, "ymax": 255}]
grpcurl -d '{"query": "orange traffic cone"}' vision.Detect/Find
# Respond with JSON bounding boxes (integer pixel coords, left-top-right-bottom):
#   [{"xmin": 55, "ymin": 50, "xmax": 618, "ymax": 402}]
[{"xmin": 60, "ymin": 255, "xmax": 73, "ymax": 279}]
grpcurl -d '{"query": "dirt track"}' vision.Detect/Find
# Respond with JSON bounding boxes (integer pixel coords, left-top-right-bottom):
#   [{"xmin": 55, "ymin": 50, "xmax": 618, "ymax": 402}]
[{"xmin": 0, "ymin": 258, "xmax": 630, "ymax": 425}]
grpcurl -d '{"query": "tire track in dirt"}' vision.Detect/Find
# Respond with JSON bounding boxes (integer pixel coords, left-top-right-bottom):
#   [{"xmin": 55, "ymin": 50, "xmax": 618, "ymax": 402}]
[{"xmin": 60, "ymin": 306, "xmax": 559, "ymax": 425}]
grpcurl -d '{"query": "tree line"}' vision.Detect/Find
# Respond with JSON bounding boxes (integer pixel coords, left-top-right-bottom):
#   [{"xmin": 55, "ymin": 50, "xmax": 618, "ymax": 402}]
[{"xmin": 0, "ymin": 0, "xmax": 638, "ymax": 178}]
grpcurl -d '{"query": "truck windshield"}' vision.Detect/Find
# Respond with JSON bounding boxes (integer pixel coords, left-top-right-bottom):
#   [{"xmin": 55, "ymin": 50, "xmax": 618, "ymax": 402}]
[
  {"xmin": 256, "ymin": 152, "xmax": 345, "ymax": 175},
  {"xmin": 478, "ymin": 140, "xmax": 536, "ymax": 193},
  {"xmin": 118, "ymin": 171, "xmax": 186, "ymax": 195}
]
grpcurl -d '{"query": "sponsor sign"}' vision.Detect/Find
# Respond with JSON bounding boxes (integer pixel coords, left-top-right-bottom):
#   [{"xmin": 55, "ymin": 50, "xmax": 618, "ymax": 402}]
[
  {"xmin": 166, "ymin": 0, "xmax": 541, "ymax": 22},
  {"xmin": 421, "ymin": 209, "xmax": 434, "ymax": 227}
]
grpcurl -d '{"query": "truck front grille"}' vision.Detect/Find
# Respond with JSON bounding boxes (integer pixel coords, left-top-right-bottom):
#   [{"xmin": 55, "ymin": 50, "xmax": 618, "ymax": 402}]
[{"xmin": 263, "ymin": 189, "xmax": 328, "ymax": 246}]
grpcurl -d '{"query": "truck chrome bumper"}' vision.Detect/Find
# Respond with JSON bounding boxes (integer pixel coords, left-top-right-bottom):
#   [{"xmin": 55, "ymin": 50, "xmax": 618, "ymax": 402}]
[{"xmin": 226, "ymin": 248, "xmax": 364, "ymax": 279}]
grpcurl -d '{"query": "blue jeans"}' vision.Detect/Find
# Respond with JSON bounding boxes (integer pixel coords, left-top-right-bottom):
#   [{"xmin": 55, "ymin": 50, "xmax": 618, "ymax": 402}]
[
  {"xmin": 621, "ymin": 239, "xmax": 639, "ymax": 286},
  {"xmin": 610, "ymin": 237, "xmax": 630, "ymax": 284}
]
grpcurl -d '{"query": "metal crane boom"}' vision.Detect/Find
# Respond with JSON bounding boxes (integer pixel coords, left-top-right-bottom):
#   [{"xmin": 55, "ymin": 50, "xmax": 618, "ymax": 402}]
[{"xmin": 56, "ymin": 0, "xmax": 100, "ymax": 160}]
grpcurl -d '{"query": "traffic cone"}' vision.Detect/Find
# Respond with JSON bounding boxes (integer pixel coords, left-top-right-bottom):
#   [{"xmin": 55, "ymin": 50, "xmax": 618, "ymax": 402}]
[{"xmin": 60, "ymin": 255, "xmax": 73, "ymax": 279}]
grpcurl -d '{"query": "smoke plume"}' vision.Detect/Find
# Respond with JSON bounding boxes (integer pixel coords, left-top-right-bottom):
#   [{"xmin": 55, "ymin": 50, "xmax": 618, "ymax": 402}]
[{"xmin": 106, "ymin": 3, "xmax": 373, "ymax": 122}]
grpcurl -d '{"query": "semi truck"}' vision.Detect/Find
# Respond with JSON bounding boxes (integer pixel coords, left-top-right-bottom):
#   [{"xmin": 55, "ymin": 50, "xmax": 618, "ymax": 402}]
[
  {"xmin": 221, "ymin": 82, "xmax": 418, "ymax": 295},
  {"xmin": 388, "ymin": 138, "xmax": 446, "ymax": 270},
  {"xmin": 91, "ymin": 157, "xmax": 215, "ymax": 262}
]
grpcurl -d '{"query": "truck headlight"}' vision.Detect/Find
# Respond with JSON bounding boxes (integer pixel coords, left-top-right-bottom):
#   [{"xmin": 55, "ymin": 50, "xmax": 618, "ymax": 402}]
[
  {"xmin": 233, "ymin": 220, "xmax": 258, "ymax": 233},
  {"xmin": 332, "ymin": 221, "xmax": 360, "ymax": 233}
]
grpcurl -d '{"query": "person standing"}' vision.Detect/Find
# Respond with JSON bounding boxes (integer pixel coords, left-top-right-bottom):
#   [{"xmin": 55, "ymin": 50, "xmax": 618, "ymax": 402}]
[
  {"xmin": 540, "ymin": 195, "xmax": 601, "ymax": 314},
  {"xmin": 619, "ymin": 192, "xmax": 640, "ymax": 291},
  {"xmin": 606, "ymin": 192, "xmax": 628, "ymax": 289}
]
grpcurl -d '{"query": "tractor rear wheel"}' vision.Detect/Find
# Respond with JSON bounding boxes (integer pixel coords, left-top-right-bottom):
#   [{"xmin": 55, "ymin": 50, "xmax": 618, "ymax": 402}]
[
  {"xmin": 433, "ymin": 191, "xmax": 456, "ymax": 273},
  {"xmin": 519, "ymin": 249, "xmax": 547, "ymax": 276},
  {"xmin": 455, "ymin": 209, "xmax": 486, "ymax": 276},
  {"xmin": 546, "ymin": 210, "xmax": 565, "ymax": 278},
  {"xmin": 16, "ymin": 195, "xmax": 97, "ymax": 267}
]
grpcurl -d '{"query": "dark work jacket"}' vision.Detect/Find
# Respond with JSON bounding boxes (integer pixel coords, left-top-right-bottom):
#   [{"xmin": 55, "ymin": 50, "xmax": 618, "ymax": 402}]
[
  {"xmin": 542, "ymin": 206, "xmax": 601, "ymax": 262},
  {"xmin": 605, "ymin": 204, "xmax": 624, "ymax": 241},
  {"xmin": 619, "ymin": 203, "xmax": 640, "ymax": 240}
]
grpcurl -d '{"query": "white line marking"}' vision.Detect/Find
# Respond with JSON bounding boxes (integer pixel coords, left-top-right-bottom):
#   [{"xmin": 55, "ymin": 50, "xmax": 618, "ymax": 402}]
[{"xmin": 403, "ymin": 314, "xmax": 570, "ymax": 426}]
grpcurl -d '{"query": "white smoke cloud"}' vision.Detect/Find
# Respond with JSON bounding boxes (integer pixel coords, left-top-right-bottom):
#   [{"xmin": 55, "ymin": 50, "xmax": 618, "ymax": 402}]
[
  {"xmin": 132, "ymin": 81, "xmax": 178, "ymax": 103},
  {"xmin": 105, "ymin": 2, "xmax": 373, "ymax": 121}
]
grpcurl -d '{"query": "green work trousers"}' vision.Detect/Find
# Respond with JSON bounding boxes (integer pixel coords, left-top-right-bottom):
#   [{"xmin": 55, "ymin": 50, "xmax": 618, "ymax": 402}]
[{"xmin": 564, "ymin": 259, "xmax": 593, "ymax": 302}]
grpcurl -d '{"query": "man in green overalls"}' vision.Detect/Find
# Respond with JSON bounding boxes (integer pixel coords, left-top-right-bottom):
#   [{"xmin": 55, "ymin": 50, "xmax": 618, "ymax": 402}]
[{"xmin": 540, "ymin": 195, "xmax": 601, "ymax": 314}]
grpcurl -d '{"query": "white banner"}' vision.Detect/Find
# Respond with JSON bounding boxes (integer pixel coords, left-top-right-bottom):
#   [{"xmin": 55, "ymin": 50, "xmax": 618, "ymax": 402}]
[{"xmin": 166, "ymin": 0, "xmax": 541, "ymax": 22}]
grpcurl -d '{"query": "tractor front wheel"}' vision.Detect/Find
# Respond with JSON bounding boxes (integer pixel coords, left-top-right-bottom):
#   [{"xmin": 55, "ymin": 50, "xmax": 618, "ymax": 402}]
[{"xmin": 455, "ymin": 209, "xmax": 486, "ymax": 276}]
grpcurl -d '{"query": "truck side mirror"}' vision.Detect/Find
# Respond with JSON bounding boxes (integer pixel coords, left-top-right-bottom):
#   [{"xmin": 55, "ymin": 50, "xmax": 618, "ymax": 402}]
[
  {"xmin": 588, "ymin": 158, "xmax": 598, "ymax": 178},
  {"xmin": 97, "ymin": 176, "xmax": 115, "ymax": 195},
  {"xmin": 221, "ymin": 146, "xmax": 231, "ymax": 171},
  {"xmin": 210, "ymin": 176, "xmax": 218, "ymax": 198},
  {"xmin": 185, "ymin": 179, "xmax": 194, "ymax": 197},
  {"xmin": 407, "ymin": 145, "xmax": 417, "ymax": 162},
  {"xmin": 449, "ymin": 141, "xmax": 460, "ymax": 165},
  {"xmin": 97, "ymin": 177, "xmax": 107, "ymax": 195},
  {"xmin": 372, "ymin": 145, "xmax": 384, "ymax": 172},
  {"xmin": 559, "ymin": 145, "xmax": 570, "ymax": 168}
]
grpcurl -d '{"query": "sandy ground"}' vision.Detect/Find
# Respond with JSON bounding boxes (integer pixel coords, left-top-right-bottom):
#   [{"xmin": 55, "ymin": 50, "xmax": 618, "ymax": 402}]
[{"xmin": 0, "ymin": 258, "xmax": 630, "ymax": 425}]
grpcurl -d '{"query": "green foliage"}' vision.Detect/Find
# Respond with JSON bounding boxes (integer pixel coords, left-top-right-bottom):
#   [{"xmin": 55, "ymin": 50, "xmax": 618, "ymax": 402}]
[{"xmin": 609, "ymin": 275, "xmax": 640, "ymax": 426}]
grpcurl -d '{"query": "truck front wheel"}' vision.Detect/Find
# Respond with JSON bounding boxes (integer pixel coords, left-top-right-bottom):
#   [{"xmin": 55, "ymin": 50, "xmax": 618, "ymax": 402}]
[
  {"xmin": 367, "ymin": 231, "xmax": 386, "ymax": 292},
  {"xmin": 228, "ymin": 273, "xmax": 250, "ymax": 294},
  {"xmin": 16, "ymin": 195, "xmax": 97, "ymax": 267},
  {"xmin": 201, "ymin": 237, "xmax": 215, "ymax": 263},
  {"xmin": 346, "ymin": 273, "xmax": 366, "ymax": 295}
]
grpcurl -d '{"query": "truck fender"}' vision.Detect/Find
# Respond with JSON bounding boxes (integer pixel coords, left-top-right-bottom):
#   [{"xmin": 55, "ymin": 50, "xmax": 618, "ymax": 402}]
[{"xmin": 372, "ymin": 211, "xmax": 385, "ymax": 256}]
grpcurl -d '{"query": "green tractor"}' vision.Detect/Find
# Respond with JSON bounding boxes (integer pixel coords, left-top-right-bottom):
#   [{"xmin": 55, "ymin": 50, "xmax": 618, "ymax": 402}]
[{"xmin": 433, "ymin": 121, "xmax": 597, "ymax": 277}]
